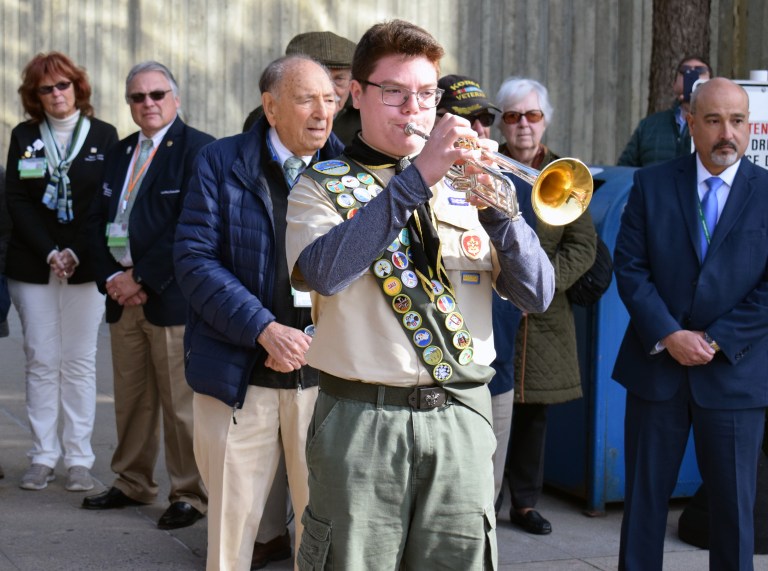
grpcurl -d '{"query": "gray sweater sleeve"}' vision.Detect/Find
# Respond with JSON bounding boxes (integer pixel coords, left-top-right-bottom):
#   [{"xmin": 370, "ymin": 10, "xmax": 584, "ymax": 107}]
[
  {"xmin": 478, "ymin": 207, "xmax": 555, "ymax": 313},
  {"xmin": 296, "ymin": 165, "xmax": 431, "ymax": 296}
]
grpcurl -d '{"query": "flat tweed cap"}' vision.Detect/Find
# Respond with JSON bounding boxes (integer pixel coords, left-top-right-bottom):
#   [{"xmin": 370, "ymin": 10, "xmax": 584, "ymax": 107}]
[{"xmin": 285, "ymin": 31, "xmax": 356, "ymax": 69}]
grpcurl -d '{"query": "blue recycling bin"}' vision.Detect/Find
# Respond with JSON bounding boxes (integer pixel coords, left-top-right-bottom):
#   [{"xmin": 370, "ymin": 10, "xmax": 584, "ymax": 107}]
[{"xmin": 542, "ymin": 165, "xmax": 702, "ymax": 514}]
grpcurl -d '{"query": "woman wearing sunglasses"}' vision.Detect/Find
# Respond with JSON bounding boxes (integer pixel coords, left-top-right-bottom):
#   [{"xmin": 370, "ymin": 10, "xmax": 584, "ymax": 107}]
[
  {"xmin": 495, "ymin": 77, "xmax": 597, "ymax": 536},
  {"xmin": 4, "ymin": 52, "xmax": 118, "ymax": 492}
]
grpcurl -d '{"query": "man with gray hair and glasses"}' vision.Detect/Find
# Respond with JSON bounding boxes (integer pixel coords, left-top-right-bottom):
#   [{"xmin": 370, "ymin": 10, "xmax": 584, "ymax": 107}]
[{"xmin": 83, "ymin": 61, "xmax": 213, "ymax": 531}]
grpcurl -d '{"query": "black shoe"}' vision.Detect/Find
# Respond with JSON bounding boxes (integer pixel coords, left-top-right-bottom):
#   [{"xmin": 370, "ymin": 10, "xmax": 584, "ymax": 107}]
[
  {"xmin": 82, "ymin": 486, "xmax": 145, "ymax": 510},
  {"xmin": 157, "ymin": 501, "xmax": 204, "ymax": 530},
  {"xmin": 511, "ymin": 509, "xmax": 552, "ymax": 535},
  {"xmin": 251, "ymin": 530, "xmax": 292, "ymax": 570}
]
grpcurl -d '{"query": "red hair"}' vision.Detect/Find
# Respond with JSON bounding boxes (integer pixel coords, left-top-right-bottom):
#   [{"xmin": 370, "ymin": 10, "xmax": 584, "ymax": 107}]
[{"xmin": 18, "ymin": 51, "xmax": 94, "ymax": 123}]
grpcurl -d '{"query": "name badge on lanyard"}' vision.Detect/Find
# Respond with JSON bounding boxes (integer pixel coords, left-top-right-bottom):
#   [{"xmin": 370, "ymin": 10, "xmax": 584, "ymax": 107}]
[{"xmin": 18, "ymin": 157, "xmax": 47, "ymax": 179}]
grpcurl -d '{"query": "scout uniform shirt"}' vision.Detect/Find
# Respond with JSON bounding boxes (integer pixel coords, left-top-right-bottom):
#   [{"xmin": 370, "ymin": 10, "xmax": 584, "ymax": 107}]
[{"xmin": 286, "ymin": 162, "xmax": 500, "ymax": 390}]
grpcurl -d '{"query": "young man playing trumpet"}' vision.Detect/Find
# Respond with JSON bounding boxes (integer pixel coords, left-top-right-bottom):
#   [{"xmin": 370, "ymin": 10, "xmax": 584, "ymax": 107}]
[{"xmin": 286, "ymin": 19, "xmax": 554, "ymax": 570}]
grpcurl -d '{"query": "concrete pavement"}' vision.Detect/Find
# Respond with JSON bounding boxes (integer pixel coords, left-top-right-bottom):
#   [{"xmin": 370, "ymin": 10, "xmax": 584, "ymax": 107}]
[{"xmin": 0, "ymin": 307, "xmax": 765, "ymax": 570}]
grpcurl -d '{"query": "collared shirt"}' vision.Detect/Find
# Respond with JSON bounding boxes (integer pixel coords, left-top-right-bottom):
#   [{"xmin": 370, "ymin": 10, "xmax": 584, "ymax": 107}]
[
  {"xmin": 286, "ymin": 164, "xmax": 498, "ymax": 387},
  {"xmin": 110, "ymin": 116, "xmax": 176, "ymax": 271},
  {"xmin": 268, "ymin": 127, "xmax": 313, "ymax": 168},
  {"xmin": 695, "ymin": 153, "xmax": 739, "ymax": 224}
]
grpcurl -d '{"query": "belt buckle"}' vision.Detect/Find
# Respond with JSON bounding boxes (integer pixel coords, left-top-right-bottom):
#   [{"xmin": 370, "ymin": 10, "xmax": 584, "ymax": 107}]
[{"xmin": 408, "ymin": 387, "xmax": 447, "ymax": 410}]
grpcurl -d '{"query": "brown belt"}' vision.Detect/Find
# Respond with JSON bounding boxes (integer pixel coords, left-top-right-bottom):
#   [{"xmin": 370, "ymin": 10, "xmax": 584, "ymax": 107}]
[{"xmin": 319, "ymin": 372, "xmax": 448, "ymax": 410}]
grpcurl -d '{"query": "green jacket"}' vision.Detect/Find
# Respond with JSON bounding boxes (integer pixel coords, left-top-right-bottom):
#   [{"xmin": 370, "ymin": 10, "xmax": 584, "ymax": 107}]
[
  {"xmin": 617, "ymin": 102, "xmax": 692, "ymax": 167},
  {"xmin": 511, "ymin": 147, "xmax": 597, "ymax": 404}
]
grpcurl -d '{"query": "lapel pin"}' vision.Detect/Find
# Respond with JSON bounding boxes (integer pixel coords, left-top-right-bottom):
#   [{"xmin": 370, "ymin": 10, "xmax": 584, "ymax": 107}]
[
  {"xmin": 126, "ymin": 146, "xmax": 132, "ymax": 154},
  {"xmin": 166, "ymin": 140, "xmax": 173, "ymax": 147}
]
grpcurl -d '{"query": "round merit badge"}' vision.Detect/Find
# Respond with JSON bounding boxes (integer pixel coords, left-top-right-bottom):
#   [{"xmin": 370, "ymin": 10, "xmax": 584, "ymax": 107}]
[
  {"xmin": 392, "ymin": 294, "xmax": 412, "ymax": 314},
  {"xmin": 445, "ymin": 312, "xmax": 464, "ymax": 331},
  {"xmin": 347, "ymin": 208, "xmax": 359, "ymax": 219},
  {"xmin": 357, "ymin": 172, "xmax": 375, "ymax": 185},
  {"xmin": 336, "ymin": 193, "xmax": 356, "ymax": 208},
  {"xmin": 401, "ymin": 270, "xmax": 418, "ymax": 289},
  {"xmin": 368, "ymin": 184, "xmax": 383, "ymax": 197},
  {"xmin": 313, "ymin": 160, "xmax": 350, "ymax": 176},
  {"xmin": 372, "ymin": 259, "xmax": 393, "ymax": 278},
  {"xmin": 423, "ymin": 345, "xmax": 443, "ymax": 366},
  {"xmin": 353, "ymin": 187, "xmax": 372, "ymax": 203},
  {"xmin": 383, "ymin": 276, "xmax": 403, "ymax": 296},
  {"xmin": 402, "ymin": 311, "xmax": 422, "ymax": 330},
  {"xmin": 431, "ymin": 280, "xmax": 445, "ymax": 295},
  {"xmin": 392, "ymin": 251, "xmax": 409, "ymax": 270},
  {"xmin": 458, "ymin": 347, "xmax": 474, "ymax": 365},
  {"xmin": 413, "ymin": 328, "xmax": 433, "ymax": 347},
  {"xmin": 326, "ymin": 179, "xmax": 345, "ymax": 193},
  {"xmin": 433, "ymin": 362, "xmax": 453, "ymax": 382},
  {"xmin": 436, "ymin": 294, "xmax": 455, "ymax": 314},
  {"xmin": 341, "ymin": 175, "xmax": 360, "ymax": 188},
  {"xmin": 399, "ymin": 228, "xmax": 411, "ymax": 246},
  {"xmin": 452, "ymin": 330, "xmax": 471, "ymax": 349}
]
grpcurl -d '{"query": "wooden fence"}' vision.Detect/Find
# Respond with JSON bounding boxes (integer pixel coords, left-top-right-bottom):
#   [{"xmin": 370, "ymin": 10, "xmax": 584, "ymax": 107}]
[{"xmin": 1, "ymin": 0, "xmax": 766, "ymax": 165}]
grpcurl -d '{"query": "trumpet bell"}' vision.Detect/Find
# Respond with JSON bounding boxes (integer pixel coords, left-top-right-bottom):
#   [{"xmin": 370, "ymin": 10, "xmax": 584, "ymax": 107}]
[{"xmin": 531, "ymin": 158, "xmax": 593, "ymax": 226}]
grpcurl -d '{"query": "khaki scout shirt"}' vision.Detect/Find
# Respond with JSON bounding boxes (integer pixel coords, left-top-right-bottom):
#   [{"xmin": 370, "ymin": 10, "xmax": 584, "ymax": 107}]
[{"xmin": 286, "ymin": 165, "xmax": 501, "ymax": 388}]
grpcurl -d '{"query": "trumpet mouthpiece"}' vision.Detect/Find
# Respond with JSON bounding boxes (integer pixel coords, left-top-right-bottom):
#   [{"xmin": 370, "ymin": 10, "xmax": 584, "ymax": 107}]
[{"xmin": 404, "ymin": 123, "xmax": 428, "ymax": 139}]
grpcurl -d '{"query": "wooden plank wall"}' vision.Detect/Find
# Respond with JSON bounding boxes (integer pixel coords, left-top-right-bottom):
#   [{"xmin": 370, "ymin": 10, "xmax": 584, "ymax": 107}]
[{"xmin": 1, "ymin": 0, "xmax": 767, "ymax": 166}]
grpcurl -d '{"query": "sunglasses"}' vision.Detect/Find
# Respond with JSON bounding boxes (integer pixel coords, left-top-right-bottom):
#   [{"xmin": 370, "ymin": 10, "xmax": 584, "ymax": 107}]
[
  {"xmin": 127, "ymin": 89, "xmax": 172, "ymax": 104},
  {"xmin": 469, "ymin": 113, "xmax": 496, "ymax": 127},
  {"xmin": 678, "ymin": 65, "xmax": 709, "ymax": 75},
  {"xmin": 502, "ymin": 109, "xmax": 545, "ymax": 125},
  {"xmin": 38, "ymin": 81, "xmax": 72, "ymax": 95}
]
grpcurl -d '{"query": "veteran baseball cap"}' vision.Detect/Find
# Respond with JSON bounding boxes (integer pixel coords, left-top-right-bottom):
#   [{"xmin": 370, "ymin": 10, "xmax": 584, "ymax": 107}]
[
  {"xmin": 437, "ymin": 74, "xmax": 500, "ymax": 118},
  {"xmin": 285, "ymin": 31, "xmax": 356, "ymax": 69}
]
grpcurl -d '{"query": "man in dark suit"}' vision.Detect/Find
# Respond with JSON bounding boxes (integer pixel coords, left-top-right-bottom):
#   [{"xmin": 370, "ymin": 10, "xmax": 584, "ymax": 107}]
[
  {"xmin": 613, "ymin": 77, "xmax": 768, "ymax": 571},
  {"xmin": 83, "ymin": 61, "xmax": 213, "ymax": 530}
]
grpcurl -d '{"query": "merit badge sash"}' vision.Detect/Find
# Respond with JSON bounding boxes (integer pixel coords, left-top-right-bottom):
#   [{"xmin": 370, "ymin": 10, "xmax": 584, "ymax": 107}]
[{"xmin": 307, "ymin": 156, "xmax": 492, "ymax": 385}]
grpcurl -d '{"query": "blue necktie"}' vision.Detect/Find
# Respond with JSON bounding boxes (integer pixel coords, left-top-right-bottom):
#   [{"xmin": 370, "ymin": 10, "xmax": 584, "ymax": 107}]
[
  {"xmin": 283, "ymin": 156, "xmax": 305, "ymax": 187},
  {"xmin": 700, "ymin": 176, "xmax": 722, "ymax": 259}
]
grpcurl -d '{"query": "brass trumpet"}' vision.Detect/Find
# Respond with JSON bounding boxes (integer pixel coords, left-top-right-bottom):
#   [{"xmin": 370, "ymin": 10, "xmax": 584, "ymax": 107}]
[{"xmin": 404, "ymin": 122, "xmax": 593, "ymax": 226}]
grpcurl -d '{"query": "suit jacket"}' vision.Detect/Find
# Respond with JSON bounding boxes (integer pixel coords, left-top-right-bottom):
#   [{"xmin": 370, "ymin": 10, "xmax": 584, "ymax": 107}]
[
  {"xmin": 88, "ymin": 116, "xmax": 214, "ymax": 326},
  {"xmin": 4, "ymin": 117, "xmax": 118, "ymax": 284},
  {"xmin": 612, "ymin": 154, "xmax": 768, "ymax": 409}
]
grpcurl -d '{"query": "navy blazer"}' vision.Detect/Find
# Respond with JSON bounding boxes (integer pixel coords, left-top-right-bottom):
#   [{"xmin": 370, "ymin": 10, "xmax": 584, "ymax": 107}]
[
  {"xmin": 612, "ymin": 154, "xmax": 768, "ymax": 409},
  {"xmin": 88, "ymin": 116, "xmax": 214, "ymax": 327}
]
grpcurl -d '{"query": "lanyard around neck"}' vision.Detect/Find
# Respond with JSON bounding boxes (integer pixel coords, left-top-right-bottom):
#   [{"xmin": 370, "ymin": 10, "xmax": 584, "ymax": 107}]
[{"xmin": 121, "ymin": 143, "xmax": 159, "ymax": 212}]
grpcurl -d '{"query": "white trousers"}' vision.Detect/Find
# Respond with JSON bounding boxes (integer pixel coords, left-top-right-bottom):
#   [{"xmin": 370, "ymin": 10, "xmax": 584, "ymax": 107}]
[
  {"xmin": 8, "ymin": 274, "xmax": 105, "ymax": 469},
  {"xmin": 194, "ymin": 384, "xmax": 318, "ymax": 571}
]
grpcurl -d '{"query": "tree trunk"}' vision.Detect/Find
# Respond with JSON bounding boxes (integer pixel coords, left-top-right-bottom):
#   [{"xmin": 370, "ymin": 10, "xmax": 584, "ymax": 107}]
[{"xmin": 649, "ymin": 0, "xmax": 711, "ymax": 114}]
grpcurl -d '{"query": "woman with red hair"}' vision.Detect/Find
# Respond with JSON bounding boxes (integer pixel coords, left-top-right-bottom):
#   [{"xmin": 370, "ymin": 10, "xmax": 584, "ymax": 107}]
[{"xmin": 4, "ymin": 52, "xmax": 117, "ymax": 492}]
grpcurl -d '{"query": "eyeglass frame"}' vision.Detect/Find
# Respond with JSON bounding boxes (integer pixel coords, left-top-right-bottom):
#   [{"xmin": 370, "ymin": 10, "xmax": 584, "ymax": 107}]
[
  {"xmin": 126, "ymin": 89, "xmax": 173, "ymax": 104},
  {"xmin": 501, "ymin": 109, "xmax": 545, "ymax": 125},
  {"xmin": 360, "ymin": 80, "xmax": 444, "ymax": 109},
  {"xmin": 37, "ymin": 81, "xmax": 72, "ymax": 95}
]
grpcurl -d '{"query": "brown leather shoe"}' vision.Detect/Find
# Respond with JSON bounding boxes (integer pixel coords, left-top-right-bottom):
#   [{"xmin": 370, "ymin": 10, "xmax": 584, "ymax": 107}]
[{"xmin": 251, "ymin": 530, "xmax": 291, "ymax": 570}]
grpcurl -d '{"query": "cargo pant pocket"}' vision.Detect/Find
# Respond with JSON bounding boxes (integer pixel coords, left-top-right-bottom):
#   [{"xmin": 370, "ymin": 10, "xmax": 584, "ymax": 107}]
[
  {"xmin": 297, "ymin": 508, "xmax": 332, "ymax": 571},
  {"xmin": 484, "ymin": 504, "xmax": 498, "ymax": 571}
]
